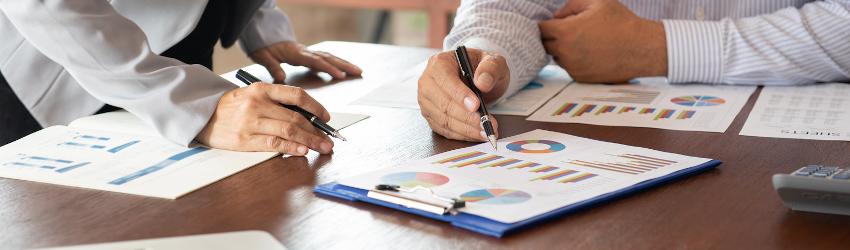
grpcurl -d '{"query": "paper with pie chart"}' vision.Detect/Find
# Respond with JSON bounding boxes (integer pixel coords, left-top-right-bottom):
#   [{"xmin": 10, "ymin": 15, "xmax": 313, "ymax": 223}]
[
  {"xmin": 338, "ymin": 129, "xmax": 713, "ymax": 223},
  {"xmin": 528, "ymin": 83, "xmax": 756, "ymax": 132}
]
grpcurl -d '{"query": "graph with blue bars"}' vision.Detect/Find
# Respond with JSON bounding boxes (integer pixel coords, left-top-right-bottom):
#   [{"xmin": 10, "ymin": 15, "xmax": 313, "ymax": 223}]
[
  {"xmin": 108, "ymin": 147, "xmax": 209, "ymax": 185},
  {"xmin": 3, "ymin": 155, "xmax": 90, "ymax": 173},
  {"xmin": 59, "ymin": 134, "xmax": 140, "ymax": 154}
]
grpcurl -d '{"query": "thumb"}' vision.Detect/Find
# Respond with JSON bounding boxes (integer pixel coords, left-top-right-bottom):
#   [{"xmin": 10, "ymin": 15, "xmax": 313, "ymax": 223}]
[
  {"xmin": 474, "ymin": 52, "xmax": 509, "ymax": 101},
  {"xmin": 554, "ymin": 0, "xmax": 592, "ymax": 18}
]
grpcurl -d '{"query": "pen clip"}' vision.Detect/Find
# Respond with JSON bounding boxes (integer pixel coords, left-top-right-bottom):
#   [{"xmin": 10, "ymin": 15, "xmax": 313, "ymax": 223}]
[{"xmin": 369, "ymin": 184, "xmax": 465, "ymax": 215}]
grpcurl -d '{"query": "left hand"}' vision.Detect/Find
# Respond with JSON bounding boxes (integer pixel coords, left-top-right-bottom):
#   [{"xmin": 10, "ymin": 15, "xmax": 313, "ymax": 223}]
[
  {"xmin": 539, "ymin": 0, "xmax": 667, "ymax": 83},
  {"xmin": 249, "ymin": 41, "xmax": 363, "ymax": 83}
]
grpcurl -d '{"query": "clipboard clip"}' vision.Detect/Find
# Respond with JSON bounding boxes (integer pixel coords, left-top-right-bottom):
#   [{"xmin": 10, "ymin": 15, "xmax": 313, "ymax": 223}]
[{"xmin": 368, "ymin": 184, "xmax": 466, "ymax": 215}]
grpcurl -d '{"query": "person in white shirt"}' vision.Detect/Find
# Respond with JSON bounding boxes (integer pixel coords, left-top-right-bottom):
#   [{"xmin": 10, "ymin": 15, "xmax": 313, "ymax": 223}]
[
  {"xmin": 417, "ymin": 0, "xmax": 850, "ymax": 142},
  {"xmin": 0, "ymin": 0, "xmax": 362, "ymax": 156}
]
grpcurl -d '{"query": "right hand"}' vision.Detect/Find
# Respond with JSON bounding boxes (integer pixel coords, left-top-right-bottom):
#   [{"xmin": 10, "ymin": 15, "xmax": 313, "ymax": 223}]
[
  {"xmin": 417, "ymin": 48, "xmax": 509, "ymax": 141},
  {"xmin": 196, "ymin": 83, "xmax": 334, "ymax": 156}
]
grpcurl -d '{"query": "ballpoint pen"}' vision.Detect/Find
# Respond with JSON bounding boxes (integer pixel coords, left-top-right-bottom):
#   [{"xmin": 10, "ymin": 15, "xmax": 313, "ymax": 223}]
[
  {"xmin": 454, "ymin": 46, "xmax": 498, "ymax": 150},
  {"xmin": 235, "ymin": 69, "xmax": 347, "ymax": 141}
]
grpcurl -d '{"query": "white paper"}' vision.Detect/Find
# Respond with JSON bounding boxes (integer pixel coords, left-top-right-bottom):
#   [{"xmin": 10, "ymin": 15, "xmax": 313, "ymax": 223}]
[
  {"xmin": 338, "ymin": 129, "xmax": 713, "ymax": 223},
  {"xmin": 38, "ymin": 231, "xmax": 287, "ymax": 250},
  {"xmin": 740, "ymin": 83, "xmax": 850, "ymax": 140},
  {"xmin": 0, "ymin": 126, "xmax": 277, "ymax": 199},
  {"xmin": 488, "ymin": 65, "xmax": 571, "ymax": 116},
  {"xmin": 528, "ymin": 83, "xmax": 756, "ymax": 132},
  {"xmin": 351, "ymin": 64, "xmax": 571, "ymax": 116}
]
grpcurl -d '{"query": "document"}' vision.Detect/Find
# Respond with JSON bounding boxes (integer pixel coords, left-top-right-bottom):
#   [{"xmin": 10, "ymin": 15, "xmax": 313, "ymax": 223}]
[
  {"xmin": 39, "ymin": 231, "xmax": 287, "ymax": 250},
  {"xmin": 740, "ymin": 83, "xmax": 850, "ymax": 140},
  {"xmin": 351, "ymin": 64, "xmax": 571, "ymax": 116},
  {"xmin": 528, "ymin": 83, "xmax": 756, "ymax": 132},
  {"xmin": 0, "ymin": 110, "xmax": 366, "ymax": 199},
  {"xmin": 337, "ymin": 129, "xmax": 713, "ymax": 223}
]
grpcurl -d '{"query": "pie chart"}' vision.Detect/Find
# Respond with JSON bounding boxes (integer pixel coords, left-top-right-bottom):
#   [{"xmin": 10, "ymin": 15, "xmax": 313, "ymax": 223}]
[
  {"xmin": 380, "ymin": 172, "xmax": 449, "ymax": 188},
  {"xmin": 506, "ymin": 140, "xmax": 565, "ymax": 154},
  {"xmin": 670, "ymin": 95, "xmax": 726, "ymax": 107},
  {"xmin": 460, "ymin": 188, "xmax": 532, "ymax": 205}
]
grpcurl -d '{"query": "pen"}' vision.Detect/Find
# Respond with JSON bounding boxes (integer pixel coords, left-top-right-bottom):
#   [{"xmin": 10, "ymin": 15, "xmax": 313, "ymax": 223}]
[
  {"xmin": 454, "ymin": 46, "xmax": 498, "ymax": 150},
  {"xmin": 235, "ymin": 69, "xmax": 347, "ymax": 141}
]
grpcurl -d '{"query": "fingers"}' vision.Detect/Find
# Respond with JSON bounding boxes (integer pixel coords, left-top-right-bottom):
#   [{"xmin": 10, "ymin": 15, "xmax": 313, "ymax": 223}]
[
  {"xmin": 427, "ymin": 53, "xmax": 479, "ymax": 113},
  {"xmin": 314, "ymin": 51, "xmax": 363, "ymax": 76},
  {"xmin": 554, "ymin": 0, "xmax": 590, "ymax": 18},
  {"xmin": 245, "ymin": 135, "xmax": 309, "ymax": 156},
  {"xmin": 419, "ymin": 93, "xmax": 485, "ymax": 141},
  {"xmin": 252, "ymin": 49, "xmax": 287, "ymax": 83},
  {"xmin": 538, "ymin": 20, "xmax": 561, "ymax": 40},
  {"xmin": 473, "ymin": 53, "xmax": 509, "ymax": 100},
  {"xmin": 253, "ymin": 117, "xmax": 333, "ymax": 154},
  {"xmin": 259, "ymin": 83, "xmax": 331, "ymax": 122}
]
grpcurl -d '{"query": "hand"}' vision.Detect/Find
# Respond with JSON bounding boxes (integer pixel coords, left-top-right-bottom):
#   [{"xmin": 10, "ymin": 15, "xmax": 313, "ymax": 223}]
[
  {"xmin": 249, "ymin": 41, "xmax": 363, "ymax": 83},
  {"xmin": 196, "ymin": 83, "xmax": 334, "ymax": 156},
  {"xmin": 539, "ymin": 0, "xmax": 667, "ymax": 83},
  {"xmin": 417, "ymin": 48, "xmax": 507, "ymax": 141}
]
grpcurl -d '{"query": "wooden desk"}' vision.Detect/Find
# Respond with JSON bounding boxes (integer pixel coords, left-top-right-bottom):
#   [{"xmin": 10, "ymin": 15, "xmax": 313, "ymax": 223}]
[{"xmin": 3, "ymin": 42, "xmax": 849, "ymax": 249}]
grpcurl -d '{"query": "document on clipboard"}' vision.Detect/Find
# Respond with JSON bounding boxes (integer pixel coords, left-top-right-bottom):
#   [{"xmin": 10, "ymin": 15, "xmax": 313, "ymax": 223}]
[{"xmin": 315, "ymin": 129, "xmax": 721, "ymax": 237}]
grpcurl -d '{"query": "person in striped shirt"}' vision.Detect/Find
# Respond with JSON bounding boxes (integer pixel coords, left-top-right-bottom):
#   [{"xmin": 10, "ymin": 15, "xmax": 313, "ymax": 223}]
[{"xmin": 417, "ymin": 0, "xmax": 850, "ymax": 142}]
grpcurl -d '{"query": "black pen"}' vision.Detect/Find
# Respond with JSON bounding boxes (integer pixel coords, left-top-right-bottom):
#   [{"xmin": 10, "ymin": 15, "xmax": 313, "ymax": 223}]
[
  {"xmin": 455, "ymin": 46, "xmax": 497, "ymax": 150},
  {"xmin": 235, "ymin": 69, "xmax": 347, "ymax": 141}
]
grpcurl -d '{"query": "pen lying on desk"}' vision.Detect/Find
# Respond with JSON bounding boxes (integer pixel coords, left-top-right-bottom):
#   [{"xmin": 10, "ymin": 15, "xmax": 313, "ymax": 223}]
[{"xmin": 235, "ymin": 69, "xmax": 347, "ymax": 141}]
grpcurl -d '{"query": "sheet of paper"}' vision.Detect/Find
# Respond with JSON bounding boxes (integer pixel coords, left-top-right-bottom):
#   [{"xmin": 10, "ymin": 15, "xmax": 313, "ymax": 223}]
[
  {"xmin": 488, "ymin": 65, "xmax": 571, "ymax": 116},
  {"xmin": 528, "ymin": 83, "xmax": 756, "ymax": 132},
  {"xmin": 328, "ymin": 112, "xmax": 369, "ymax": 130},
  {"xmin": 338, "ymin": 129, "xmax": 713, "ymax": 223},
  {"xmin": 0, "ymin": 126, "xmax": 276, "ymax": 199},
  {"xmin": 39, "ymin": 231, "xmax": 287, "ymax": 250},
  {"xmin": 351, "ymin": 64, "xmax": 571, "ymax": 116},
  {"xmin": 350, "ymin": 61, "xmax": 426, "ymax": 109},
  {"xmin": 740, "ymin": 83, "xmax": 850, "ymax": 140}
]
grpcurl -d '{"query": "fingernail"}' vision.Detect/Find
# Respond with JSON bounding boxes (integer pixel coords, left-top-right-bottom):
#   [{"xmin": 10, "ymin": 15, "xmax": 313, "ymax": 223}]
[
  {"xmin": 479, "ymin": 130, "xmax": 488, "ymax": 141},
  {"xmin": 478, "ymin": 73, "xmax": 494, "ymax": 91},
  {"xmin": 297, "ymin": 145, "xmax": 308, "ymax": 155},
  {"xmin": 463, "ymin": 97, "xmax": 477, "ymax": 111},
  {"xmin": 320, "ymin": 142, "xmax": 332, "ymax": 154}
]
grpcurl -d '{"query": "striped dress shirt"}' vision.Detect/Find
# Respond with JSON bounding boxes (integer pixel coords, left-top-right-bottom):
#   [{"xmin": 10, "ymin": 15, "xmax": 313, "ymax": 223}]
[{"xmin": 444, "ymin": 0, "xmax": 850, "ymax": 101}]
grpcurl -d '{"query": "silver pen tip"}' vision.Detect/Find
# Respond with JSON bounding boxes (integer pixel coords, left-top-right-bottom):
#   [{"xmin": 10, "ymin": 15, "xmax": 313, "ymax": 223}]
[
  {"xmin": 487, "ymin": 135, "xmax": 498, "ymax": 150},
  {"xmin": 332, "ymin": 131, "xmax": 347, "ymax": 141}
]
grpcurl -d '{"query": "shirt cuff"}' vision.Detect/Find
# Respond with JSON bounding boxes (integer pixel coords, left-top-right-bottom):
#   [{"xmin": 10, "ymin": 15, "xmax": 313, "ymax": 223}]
[
  {"xmin": 454, "ymin": 37, "xmax": 521, "ymax": 105},
  {"xmin": 238, "ymin": 9, "xmax": 296, "ymax": 53},
  {"xmin": 662, "ymin": 19, "xmax": 725, "ymax": 84}
]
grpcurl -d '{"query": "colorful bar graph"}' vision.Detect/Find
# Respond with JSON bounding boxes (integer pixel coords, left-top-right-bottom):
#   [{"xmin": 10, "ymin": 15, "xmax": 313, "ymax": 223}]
[
  {"xmin": 552, "ymin": 103, "xmax": 578, "ymax": 116},
  {"xmin": 620, "ymin": 154, "xmax": 677, "ymax": 164},
  {"xmin": 530, "ymin": 166, "xmax": 559, "ymax": 173},
  {"xmin": 532, "ymin": 169, "xmax": 578, "ymax": 181},
  {"xmin": 572, "ymin": 104, "xmax": 597, "ymax": 117},
  {"xmin": 55, "ymin": 162, "xmax": 90, "ymax": 173},
  {"xmin": 451, "ymin": 155, "xmax": 504, "ymax": 168},
  {"xmin": 559, "ymin": 173, "xmax": 597, "ymax": 183},
  {"xmin": 570, "ymin": 160, "xmax": 641, "ymax": 174},
  {"xmin": 60, "ymin": 142, "xmax": 107, "ymax": 149},
  {"xmin": 434, "ymin": 151, "xmax": 485, "ymax": 164},
  {"xmin": 109, "ymin": 147, "xmax": 209, "ymax": 185},
  {"xmin": 595, "ymin": 105, "xmax": 616, "ymax": 115},
  {"xmin": 677, "ymin": 110, "xmax": 696, "ymax": 119},
  {"xmin": 654, "ymin": 109, "xmax": 675, "ymax": 120},
  {"xmin": 639, "ymin": 108, "xmax": 656, "ymax": 114},
  {"xmin": 618, "ymin": 106, "xmax": 637, "ymax": 114},
  {"xmin": 508, "ymin": 162, "xmax": 541, "ymax": 170},
  {"xmin": 480, "ymin": 158, "xmax": 522, "ymax": 168}
]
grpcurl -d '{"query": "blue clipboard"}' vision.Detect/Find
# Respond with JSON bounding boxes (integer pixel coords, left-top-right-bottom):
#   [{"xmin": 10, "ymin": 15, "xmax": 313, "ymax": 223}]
[{"xmin": 314, "ymin": 159, "xmax": 721, "ymax": 237}]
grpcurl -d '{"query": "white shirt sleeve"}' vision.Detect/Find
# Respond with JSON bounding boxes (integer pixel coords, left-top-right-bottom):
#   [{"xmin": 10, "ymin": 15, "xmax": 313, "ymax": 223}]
[
  {"xmin": 238, "ymin": 0, "xmax": 297, "ymax": 53},
  {"xmin": 443, "ymin": 0, "xmax": 563, "ymax": 103},
  {"xmin": 663, "ymin": 0, "xmax": 850, "ymax": 85},
  {"xmin": 0, "ymin": 0, "xmax": 236, "ymax": 146}
]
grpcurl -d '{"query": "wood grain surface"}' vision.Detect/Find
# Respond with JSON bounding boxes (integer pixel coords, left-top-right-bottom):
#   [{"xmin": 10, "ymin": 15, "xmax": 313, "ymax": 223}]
[{"xmin": 2, "ymin": 42, "xmax": 848, "ymax": 250}]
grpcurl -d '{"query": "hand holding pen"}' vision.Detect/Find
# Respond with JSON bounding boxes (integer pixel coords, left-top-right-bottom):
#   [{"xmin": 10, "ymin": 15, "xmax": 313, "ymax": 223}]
[{"xmin": 417, "ymin": 46, "xmax": 508, "ymax": 146}]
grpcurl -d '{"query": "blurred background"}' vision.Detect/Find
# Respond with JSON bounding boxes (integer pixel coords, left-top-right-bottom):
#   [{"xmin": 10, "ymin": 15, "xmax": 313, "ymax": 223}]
[{"xmin": 212, "ymin": 0, "xmax": 460, "ymax": 74}]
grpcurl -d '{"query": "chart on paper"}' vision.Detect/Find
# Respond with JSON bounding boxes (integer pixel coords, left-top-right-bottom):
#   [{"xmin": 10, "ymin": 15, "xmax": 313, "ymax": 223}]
[
  {"xmin": 528, "ymin": 83, "xmax": 756, "ymax": 132},
  {"xmin": 338, "ymin": 129, "xmax": 713, "ymax": 223},
  {"xmin": 740, "ymin": 83, "xmax": 850, "ymax": 141}
]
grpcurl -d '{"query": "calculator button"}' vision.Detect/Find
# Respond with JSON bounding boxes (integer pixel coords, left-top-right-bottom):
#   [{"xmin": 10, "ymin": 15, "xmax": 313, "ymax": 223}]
[
  {"xmin": 821, "ymin": 166, "xmax": 840, "ymax": 172},
  {"xmin": 812, "ymin": 172, "xmax": 829, "ymax": 178},
  {"xmin": 795, "ymin": 171, "xmax": 812, "ymax": 176},
  {"xmin": 833, "ymin": 171, "xmax": 850, "ymax": 180}
]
